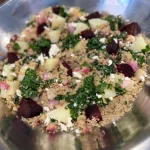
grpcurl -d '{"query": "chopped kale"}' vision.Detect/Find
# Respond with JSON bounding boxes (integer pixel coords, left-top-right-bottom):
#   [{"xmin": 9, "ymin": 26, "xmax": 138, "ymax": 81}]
[
  {"xmin": 92, "ymin": 61, "xmax": 116, "ymax": 77},
  {"xmin": 27, "ymin": 21, "xmax": 35, "ymax": 27},
  {"xmin": 69, "ymin": 82, "xmax": 77, "ymax": 89},
  {"xmin": 20, "ymin": 68, "xmax": 44, "ymax": 98},
  {"xmin": 87, "ymin": 35, "xmax": 105, "ymax": 50},
  {"xmin": 59, "ymin": 6, "xmax": 68, "ymax": 18},
  {"xmin": 62, "ymin": 34, "xmax": 80, "ymax": 50},
  {"xmin": 115, "ymin": 83, "xmax": 126, "ymax": 95},
  {"xmin": 13, "ymin": 95, "xmax": 20, "ymax": 105},
  {"xmin": 29, "ymin": 38, "xmax": 51, "ymax": 53},
  {"xmin": 106, "ymin": 15, "xmax": 124, "ymax": 31},
  {"xmin": 141, "ymin": 45, "xmax": 150, "ymax": 54},
  {"xmin": 13, "ymin": 42, "xmax": 20, "ymax": 51}
]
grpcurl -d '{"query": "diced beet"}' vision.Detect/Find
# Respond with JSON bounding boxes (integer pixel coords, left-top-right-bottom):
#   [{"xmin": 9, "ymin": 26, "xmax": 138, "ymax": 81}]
[
  {"xmin": 81, "ymin": 29, "xmax": 95, "ymax": 39},
  {"xmin": 86, "ymin": 11, "xmax": 101, "ymax": 20},
  {"xmin": 52, "ymin": 6, "xmax": 61, "ymax": 15},
  {"xmin": 62, "ymin": 61, "xmax": 73, "ymax": 76},
  {"xmin": 117, "ymin": 63, "xmax": 135, "ymax": 77},
  {"xmin": 10, "ymin": 34, "xmax": 18, "ymax": 42},
  {"xmin": 18, "ymin": 99, "xmax": 43, "ymax": 118},
  {"xmin": 106, "ymin": 40, "xmax": 119, "ymax": 54},
  {"xmin": 41, "ymin": 47, "xmax": 49, "ymax": 56},
  {"xmin": 37, "ymin": 23, "xmax": 47, "ymax": 35},
  {"xmin": 7, "ymin": 52, "xmax": 19, "ymax": 63},
  {"xmin": 120, "ymin": 22, "xmax": 141, "ymax": 36},
  {"xmin": 85, "ymin": 104, "xmax": 102, "ymax": 121}
]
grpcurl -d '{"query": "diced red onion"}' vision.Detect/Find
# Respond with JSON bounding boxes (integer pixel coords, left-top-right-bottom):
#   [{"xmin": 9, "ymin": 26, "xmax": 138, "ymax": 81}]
[
  {"xmin": 47, "ymin": 124, "xmax": 57, "ymax": 132},
  {"xmin": 82, "ymin": 67, "xmax": 90, "ymax": 74},
  {"xmin": 49, "ymin": 99, "xmax": 58, "ymax": 109},
  {"xmin": 38, "ymin": 11, "xmax": 46, "ymax": 24},
  {"xmin": 128, "ymin": 60, "xmax": 138, "ymax": 72},
  {"xmin": 68, "ymin": 23, "xmax": 75, "ymax": 33},
  {"xmin": 121, "ymin": 80, "xmax": 131, "ymax": 88},
  {"xmin": 43, "ymin": 72, "xmax": 51, "ymax": 81},
  {"xmin": 0, "ymin": 82, "xmax": 9, "ymax": 90}
]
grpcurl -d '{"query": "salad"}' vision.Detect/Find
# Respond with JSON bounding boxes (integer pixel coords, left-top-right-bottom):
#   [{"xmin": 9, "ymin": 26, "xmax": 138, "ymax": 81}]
[{"xmin": 0, "ymin": 6, "xmax": 149, "ymax": 135}]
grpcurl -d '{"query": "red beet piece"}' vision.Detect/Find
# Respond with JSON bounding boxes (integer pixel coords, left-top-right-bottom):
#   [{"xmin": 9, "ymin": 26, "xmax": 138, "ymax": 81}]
[
  {"xmin": 85, "ymin": 104, "xmax": 102, "ymax": 121},
  {"xmin": 52, "ymin": 6, "xmax": 61, "ymax": 15},
  {"xmin": 81, "ymin": 29, "xmax": 95, "ymax": 39},
  {"xmin": 86, "ymin": 11, "xmax": 101, "ymax": 20},
  {"xmin": 37, "ymin": 23, "xmax": 47, "ymax": 35},
  {"xmin": 18, "ymin": 99, "xmax": 43, "ymax": 118},
  {"xmin": 10, "ymin": 34, "xmax": 18, "ymax": 42},
  {"xmin": 117, "ymin": 63, "xmax": 135, "ymax": 77},
  {"xmin": 62, "ymin": 61, "xmax": 73, "ymax": 76},
  {"xmin": 7, "ymin": 52, "xmax": 19, "ymax": 63},
  {"xmin": 106, "ymin": 40, "xmax": 119, "ymax": 54},
  {"xmin": 42, "ymin": 47, "xmax": 49, "ymax": 56},
  {"xmin": 120, "ymin": 22, "xmax": 141, "ymax": 36}
]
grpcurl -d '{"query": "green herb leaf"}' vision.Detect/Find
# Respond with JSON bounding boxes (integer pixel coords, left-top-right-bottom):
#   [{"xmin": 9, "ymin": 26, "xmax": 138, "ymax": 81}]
[
  {"xmin": 87, "ymin": 35, "xmax": 104, "ymax": 50},
  {"xmin": 20, "ymin": 68, "xmax": 44, "ymax": 98},
  {"xmin": 29, "ymin": 38, "xmax": 51, "ymax": 53},
  {"xmin": 13, "ymin": 95, "xmax": 20, "ymax": 105},
  {"xmin": 13, "ymin": 42, "xmax": 20, "ymax": 51},
  {"xmin": 59, "ymin": 7, "xmax": 68, "ymax": 18},
  {"xmin": 106, "ymin": 15, "xmax": 124, "ymax": 31},
  {"xmin": 62, "ymin": 34, "xmax": 80, "ymax": 50},
  {"xmin": 115, "ymin": 83, "xmax": 126, "ymax": 95},
  {"xmin": 141, "ymin": 45, "xmax": 150, "ymax": 54}
]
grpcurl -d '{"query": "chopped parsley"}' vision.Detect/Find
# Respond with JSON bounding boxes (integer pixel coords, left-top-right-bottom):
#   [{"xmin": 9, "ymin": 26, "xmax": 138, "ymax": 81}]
[
  {"xmin": 115, "ymin": 83, "xmax": 126, "ymax": 95},
  {"xmin": 29, "ymin": 38, "xmax": 51, "ymax": 53},
  {"xmin": 55, "ymin": 76, "xmax": 109, "ymax": 120},
  {"xmin": 106, "ymin": 15, "xmax": 124, "ymax": 31},
  {"xmin": 141, "ymin": 45, "xmax": 150, "ymax": 54},
  {"xmin": 27, "ymin": 21, "xmax": 35, "ymax": 27},
  {"xmin": 20, "ymin": 68, "xmax": 44, "ymax": 98},
  {"xmin": 62, "ymin": 34, "xmax": 80, "ymax": 50},
  {"xmin": 87, "ymin": 35, "xmax": 105, "ymax": 50},
  {"xmin": 92, "ymin": 61, "xmax": 116, "ymax": 77},
  {"xmin": 112, "ymin": 32, "xmax": 127, "ymax": 41},
  {"xmin": 22, "ymin": 55, "xmax": 37, "ymax": 64},
  {"xmin": 59, "ymin": 6, "xmax": 68, "ymax": 18},
  {"xmin": 13, "ymin": 42, "xmax": 20, "ymax": 51},
  {"xmin": 13, "ymin": 95, "xmax": 20, "ymax": 105}
]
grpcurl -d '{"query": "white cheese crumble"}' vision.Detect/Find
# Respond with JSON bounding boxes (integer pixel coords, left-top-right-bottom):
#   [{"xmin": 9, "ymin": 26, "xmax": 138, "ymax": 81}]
[
  {"xmin": 94, "ymin": 30, "xmax": 98, "ymax": 35},
  {"xmin": 43, "ymin": 26, "xmax": 50, "ymax": 31},
  {"xmin": 49, "ymin": 44, "xmax": 60, "ymax": 58},
  {"xmin": 2, "ymin": 71, "xmax": 7, "ymax": 77},
  {"xmin": 73, "ymin": 103, "xmax": 77, "ymax": 107},
  {"xmin": 108, "ymin": 59, "xmax": 113, "ymax": 66},
  {"xmin": 119, "ymin": 41, "xmax": 123, "ymax": 46},
  {"xmin": 58, "ymin": 84, "xmax": 63, "ymax": 87},
  {"xmin": 71, "ymin": 53, "xmax": 75, "ymax": 57},
  {"xmin": 99, "ymin": 38, "xmax": 106, "ymax": 43},
  {"xmin": 66, "ymin": 117, "xmax": 73, "ymax": 128},
  {"xmin": 45, "ymin": 117, "xmax": 50, "ymax": 125},
  {"xmin": 43, "ymin": 107, "xmax": 50, "ymax": 112},
  {"xmin": 79, "ymin": 15, "xmax": 86, "ymax": 21},
  {"xmin": 125, "ymin": 77, "xmax": 131, "ymax": 81},
  {"xmin": 45, "ymin": 88, "xmax": 49, "ymax": 91},
  {"xmin": 79, "ymin": 36, "xmax": 82, "ymax": 39},
  {"xmin": 9, "ymin": 64, "xmax": 15, "ymax": 69},
  {"xmin": 10, "ymin": 72, "xmax": 17, "ymax": 77},
  {"xmin": 140, "ymin": 76, "xmax": 145, "ymax": 82},
  {"xmin": 16, "ymin": 89, "xmax": 22, "ymax": 97},
  {"xmin": 75, "ymin": 129, "xmax": 81, "ymax": 135},
  {"xmin": 96, "ymin": 93, "xmax": 102, "ymax": 98},
  {"xmin": 102, "ymin": 45, "xmax": 106, "ymax": 49},
  {"xmin": 113, "ymin": 38, "xmax": 118, "ymax": 43},
  {"xmin": 109, "ymin": 97, "xmax": 113, "ymax": 100},
  {"xmin": 37, "ymin": 53, "xmax": 45, "ymax": 65},
  {"xmin": 92, "ymin": 56, "xmax": 99, "ymax": 60},
  {"xmin": 59, "ymin": 123, "xmax": 68, "ymax": 131},
  {"xmin": 76, "ymin": 80, "xmax": 81, "ymax": 83},
  {"xmin": 73, "ymin": 72, "xmax": 82, "ymax": 79},
  {"xmin": 121, "ymin": 61, "xmax": 125, "ymax": 63}
]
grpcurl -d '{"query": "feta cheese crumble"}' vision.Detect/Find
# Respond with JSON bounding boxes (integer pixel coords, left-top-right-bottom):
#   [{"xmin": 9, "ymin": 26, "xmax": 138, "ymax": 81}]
[
  {"xmin": 92, "ymin": 56, "xmax": 99, "ymax": 60},
  {"xmin": 49, "ymin": 44, "xmax": 60, "ymax": 58},
  {"xmin": 16, "ymin": 89, "xmax": 22, "ymax": 97},
  {"xmin": 108, "ymin": 59, "xmax": 113, "ymax": 66},
  {"xmin": 37, "ymin": 53, "xmax": 45, "ymax": 65},
  {"xmin": 73, "ymin": 72, "xmax": 82, "ymax": 79}
]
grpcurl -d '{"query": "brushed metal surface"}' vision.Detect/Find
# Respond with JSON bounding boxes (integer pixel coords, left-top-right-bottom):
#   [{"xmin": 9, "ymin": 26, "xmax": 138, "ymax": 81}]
[{"xmin": 0, "ymin": 0, "xmax": 150, "ymax": 150}]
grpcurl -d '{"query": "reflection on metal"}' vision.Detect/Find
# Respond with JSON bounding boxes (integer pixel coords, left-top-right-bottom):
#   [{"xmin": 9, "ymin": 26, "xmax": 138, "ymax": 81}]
[{"xmin": 0, "ymin": 0, "xmax": 150, "ymax": 149}]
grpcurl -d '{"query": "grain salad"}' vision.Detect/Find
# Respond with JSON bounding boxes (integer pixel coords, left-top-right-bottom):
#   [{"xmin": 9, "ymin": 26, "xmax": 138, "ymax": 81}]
[{"xmin": 0, "ymin": 6, "xmax": 149, "ymax": 134}]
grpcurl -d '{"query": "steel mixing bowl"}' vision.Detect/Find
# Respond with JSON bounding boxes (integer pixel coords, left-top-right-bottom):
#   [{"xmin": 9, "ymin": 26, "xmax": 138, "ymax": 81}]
[{"xmin": 0, "ymin": 0, "xmax": 150, "ymax": 149}]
